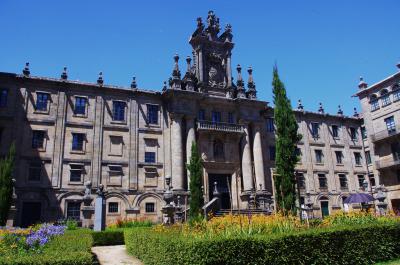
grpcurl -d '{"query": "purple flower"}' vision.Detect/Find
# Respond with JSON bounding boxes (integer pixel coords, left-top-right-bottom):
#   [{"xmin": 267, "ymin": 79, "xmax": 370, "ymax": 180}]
[{"xmin": 25, "ymin": 224, "xmax": 66, "ymax": 248}]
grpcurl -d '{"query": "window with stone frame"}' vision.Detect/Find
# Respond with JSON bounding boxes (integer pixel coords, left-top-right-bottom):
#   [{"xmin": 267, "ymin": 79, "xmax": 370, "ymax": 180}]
[
  {"xmin": 361, "ymin": 126, "xmax": 367, "ymax": 139},
  {"xmin": 69, "ymin": 164, "xmax": 84, "ymax": 182},
  {"xmin": 146, "ymin": 104, "xmax": 159, "ymax": 125},
  {"xmin": 311, "ymin": 123, "xmax": 320, "ymax": 138},
  {"xmin": 0, "ymin": 89, "xmax": 8, "ymax": 108},
  {"xmin": 145, "ymin": 152, "xmax": 156, "ymax": 163},
  {"xmin": 315, "ymin": 149, "xmax": 323, "ymax": 164},
  {"xmin": 350, "ymin": 127, "xmax": 358, "ymax": 141},
  {"xmin": 385, "ymin": 116, "xmax": 396, "ymax": 133},
  {"xmin": 144, "ymin": 138, "xmax": 158, "ymax": 164},
  {"xmin": 112, "ymin": 101, "xmax": 126, "ymax": 121},
  {"xmin": 145, "ymin": 202, "xmax": 155, "ymax": 213},
  {"xmin": 211, "ymin": 111, "xmax": 221, "ymax": 123},
  {"xmin": 318, "ymin": 174, "xmax": 328, "ymax": 189},
  {"xmin": 297, "ymin": 173, "xmax": 305, "ymax": 189},
  {"xmin": 266, "ymin": 118, "xmax": 275, "ymax": 132},
  {"xmin": 198, "ymin": 109, "xmax": 205, "ymax": 121},
  {"xmin": 332, "ymin": 125, "xmax": 339, "ymax": 138},
  {"xmin": 108, "ymin": 165, "xmax": 123, "ymax": 186},
  {"xmin": 338, "ymin": 174, "xmax": 348, "ymax": 189},
  {"xmin": 144, "ymin": 167, "xmax": 158, "ymax": 187},
  {"xmin": 108, "ymin": 202, "xmax": 119, "ymax": 214},
  {"xmin": 109, "ymin": 135, "xmax": 123, "ymax": 156},
  {"xmin": 66, "ymin": 201, "xmax": 81, "ymax": 220},
  {"xmin": 381, "ymin": 89, "xmax": 391, "ymax": 107},
  {"xmin": 393, "ymin": 86, "xmax": 400, "ymax": 102},
  {"xmin": 369, "ymin": 174, "xmax": 376, "ymax": 187},
  {"xmin": 72, "ymin": 133, "xmax": 85, "ymax": 151},
  {"xmin": 213, "ymin": 139, "xmax": 224, "ymax": 159},
  {"xmin": 36, "ymin": 92, "xmax": 50, "ymax": 111},
  {"xmin": 354, "ymin": 152, "xmax": 362, "ymax": 166},
  {"xmin": 357, "ymin": 175, "xmax": 365, "ymax": 188},
  {"xmin": 32, "ymin": 130, "xmax": 46, "ymax": 149},
  {"xmin": 365, "ymin": 151, "xmax": 372, "ymax": 165},
  {"xmin": 28, "ymin": 162, "xmax": 42, "ymax": 182},
  {"xmin": 74, "ymin": 96, "xmax": 87, "ymax": 115},
  {"xmin": 335, "ymin": 151, "xmax": 343, "ymax": 164}
]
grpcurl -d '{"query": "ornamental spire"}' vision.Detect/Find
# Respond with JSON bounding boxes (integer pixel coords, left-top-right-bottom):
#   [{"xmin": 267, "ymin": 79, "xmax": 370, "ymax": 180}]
[
  {"xmin": 337, "ymin": 105, "xmax": 343, "ymax": 116},
  {"xmin": 236, "ymin": 64, "xmax": 246, "ymax": 98},
  {"xmin": 22, "ymin": 62, "xmax": 30, "ymax": 77},
  {"xmin": 318, "ymin": 102, "xmax": 324, "ymax": 114},
  {"xmin": 61, "ymin": 67, "xmax": 68, "ymax": 80},
  {"xmin": 297, "ymin": 99, "xmax": 304, "ymax": 110},
  {"xmin": 170, "ymin": 54, "xmax": 182, "ymax": 90},
  {"xmin": 353, "ymin": 107, "xmax": 359, "ymax": 117},
  {"xmin": 183, "ymin": 56, "xmax": 195, "ymax": 91},
  {"xmin": 131, "ymin": 76, "xmax": 137, "ymax": 89},
  {"xmin": 358, "ymin": 76, "xmax": 368, "ymax": 89},
  {"xmin": 97, "ymin": 72, "xmax": 104, "ymax": 86},
  {"xmin": 246, "ymin": 66, "xmax": 257, "ymax": 99}
]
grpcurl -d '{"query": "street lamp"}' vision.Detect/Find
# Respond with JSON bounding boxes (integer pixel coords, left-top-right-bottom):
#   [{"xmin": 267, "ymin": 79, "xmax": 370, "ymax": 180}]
[{"xmin": 305, "ymin": 192, "xmax": 314, "ymax": 219}]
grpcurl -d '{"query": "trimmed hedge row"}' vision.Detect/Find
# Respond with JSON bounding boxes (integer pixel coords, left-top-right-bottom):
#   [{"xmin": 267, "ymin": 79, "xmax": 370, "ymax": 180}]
[
  {"xmin": 0, "ymin": 230, "xmax": 93, "ymax": 265},
  {"xmin": 125, "ymin": 224, "xmax": 400, "ymax": 265},
  {"xmin": 92, "ymin": 230, "xmax": 124, "ymax": 246}
]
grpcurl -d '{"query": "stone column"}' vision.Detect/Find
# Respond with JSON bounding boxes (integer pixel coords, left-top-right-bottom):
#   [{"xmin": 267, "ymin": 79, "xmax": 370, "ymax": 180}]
[
  {"xmin": 171, "ymin": 113, "xmax": 184, "ymax": 191},
  {"xmin": 226, "ymin": 52, "xmax": 232, "ymax": 87},
  {"xmin": 198, "ymin": 49, "xmax": 204, "ymax": 83},
  {"xmin": 253, "ymin": 124, "xmax": 266, "ymax": 190},
  {"xmin": 186, "ymin": 116, "xmax": 196, "ymax": 189},
  {"xmin": 241, "ymin": 123, "xmax": 254, "ymax": 191}
]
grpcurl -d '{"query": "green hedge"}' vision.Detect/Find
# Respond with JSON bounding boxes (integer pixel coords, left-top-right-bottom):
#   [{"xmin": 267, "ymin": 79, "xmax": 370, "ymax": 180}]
[
  {"xmin": 92, "ymin": 230, "xmax": 124, "ymax": 246},
  {"xmin": 0, "ymin": 230, "xmax": 93, "ymax": 265},
  {"xmin": 125, "ymin": 224, "xmax": 400, "ymax": 265}
]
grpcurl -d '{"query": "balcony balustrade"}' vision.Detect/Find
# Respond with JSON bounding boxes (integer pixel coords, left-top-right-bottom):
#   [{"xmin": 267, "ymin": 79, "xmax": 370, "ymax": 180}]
[
  {"xmin": 197, "ymin": 120, "xmax": 245, "ymax": 133},
  {"xmin": 375, "ymin": 156, "xmax": 400, "ymax": 170},
  {"xmin": 370, "ymin": 124, "xmax": 400, "ymax": 143}
]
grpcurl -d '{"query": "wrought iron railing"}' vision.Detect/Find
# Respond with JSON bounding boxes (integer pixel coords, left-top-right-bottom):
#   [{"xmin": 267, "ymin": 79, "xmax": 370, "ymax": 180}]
[
  {"xmin": 370, "ymin": 124, "xmax": 400, "ymax": 143},
  {"xmin": 197, "ymin": 121, "xmax": 245, "ymax": 133}
]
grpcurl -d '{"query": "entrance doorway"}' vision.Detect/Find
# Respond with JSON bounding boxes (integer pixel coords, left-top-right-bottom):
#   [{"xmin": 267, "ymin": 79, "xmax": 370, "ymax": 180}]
[
  {"xmin": 321, "ymin": 201, "xmax": 329, "ymax": 218},
  {"xmin": 208, "ymin": 174, "xmax": 232, "ymax": 209},
  {"xmin": 21, "ymin": 202, "xmax": 41, "ymax": 228},
  {"xmin": 391, "ymin": 199, "xmax": 400, "ymax": 215}
]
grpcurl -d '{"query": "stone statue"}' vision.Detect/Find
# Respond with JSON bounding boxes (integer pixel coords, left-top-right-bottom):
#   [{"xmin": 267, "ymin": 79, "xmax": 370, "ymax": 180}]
[
  {"xmin": 83, "ymin": 181, "xmax": 92, "ymax": 199},
  {"xmin": 96, "ymin": 184, "xmax": 106, "ymax": 197}
]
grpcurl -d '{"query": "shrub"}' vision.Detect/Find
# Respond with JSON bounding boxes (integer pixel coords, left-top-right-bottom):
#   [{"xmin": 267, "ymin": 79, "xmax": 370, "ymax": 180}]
[
  {"xmin": 65, "ymin": 219, "xmax": 78, "ymax": 230},
  {"xmin": 108, "ymin": 218, "xmax": 153, "ymax": 229},
  {"xmin": 125, "ymin": 224, "xmax": 400, "ymax": 265},
  {"xmin": 92, "ymin": 230, "xmax": 124, "ymax": 246},
  {"xmin": 0, "ymin": 229, "xmax": 93, "ymax": 265}
]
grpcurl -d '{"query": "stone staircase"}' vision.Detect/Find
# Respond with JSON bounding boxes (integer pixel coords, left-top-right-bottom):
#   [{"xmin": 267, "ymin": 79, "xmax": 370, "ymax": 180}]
[{"xmin": 214, "ymin": 209, "xmax": 271, "ymax": 217}]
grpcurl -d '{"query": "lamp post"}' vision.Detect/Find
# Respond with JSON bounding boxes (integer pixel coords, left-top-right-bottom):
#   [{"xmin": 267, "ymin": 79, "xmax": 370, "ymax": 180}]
[
  {"xmin": 375, "ymin": 185, "xmax": 387, "ymax": 216},
  {"xmin": 295, "ymin": 171, "xmax": 302, "ymax": 222},
  {"xmin": 305, "ymin": 192, "xmax": 314, "ymax": 220},
  {"xmin": 362, "ymin": 179, "xmax": 369, "ymax": 211}
]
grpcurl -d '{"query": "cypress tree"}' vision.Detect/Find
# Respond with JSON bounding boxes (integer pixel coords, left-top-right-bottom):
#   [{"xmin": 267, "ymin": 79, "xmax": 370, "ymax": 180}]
[
  {"xmin": 272, "ymin": 66, "xmax": 302, "ymax": 215},
  {"xmin": 0, "ymin": 143, "xmax": 16, "ymax": 226},
  {"xmin": 187, "ymin": 141, "xmax": 204, "ymax": 222}
]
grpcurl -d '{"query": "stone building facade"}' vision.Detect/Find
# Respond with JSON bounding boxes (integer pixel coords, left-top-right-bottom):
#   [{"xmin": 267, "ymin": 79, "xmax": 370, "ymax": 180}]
[
  {"xmin": 0, "ymin": 11, "xmax": 378, "ymax": 227},
  {"xmin": 355, "ymin": 68, "xmax": 400, "ymax": 214}
]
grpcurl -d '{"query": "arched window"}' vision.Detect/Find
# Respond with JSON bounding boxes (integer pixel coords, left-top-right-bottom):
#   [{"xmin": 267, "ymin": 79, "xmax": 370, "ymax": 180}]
[
  {"xmin": 369, "ymin": 94, "xmax": 379, "ymax": 111},
  {"xmin": 380, "ymin": 89, "xmax": 391, "ymax": 107},
  {"xmin": 213, "ymin": 139, "xmax": 224, "ymax": 159}
]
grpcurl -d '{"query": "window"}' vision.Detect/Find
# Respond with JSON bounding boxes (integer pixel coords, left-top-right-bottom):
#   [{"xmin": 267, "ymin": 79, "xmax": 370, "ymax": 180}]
[
  {"xmin": 393, "ymin": 89, "xmax": 400, "ymax": 102},
  {"xmin": 28, "ymin": 162, "xmax": 42, "ymax": 181},
  {"xmin": 108, "ymin": 165, "xmax": 123, "ymax": 182},
  {"xmin": 365, "ymin": 151, "xmax": 371, "ymax": 165},
  {"xmin": 32, "ymin": 130, "xmax": 45, "ymax": 149},
  {"xmin": 269, "ymin": 146, "xmax": 276, "ymax": 161},
  {"xmin": 74, "ymin": 97, "xmax": 87, "ymax": 115},
  {"xmin": 66, "ymin": 201, "xmax": 81, "ymax": 220},
  {"xmin": 211, "ymin": 111, "xmax": 221, "ymax": 123},
  {"xmin": 332, "ymin": 125, "xmax": 339, "ymax": 138},
  {"xmin": 354, "ymin": 152, "xmax": 362, "ymax": 166},
  {"xmin": 213, "ymin": 140, "xmax": 224, "ymax": 159},
  {"xmin": 385, "ymin": 116, "xmax": 396, "ymax": 133},
  {"xmin": 297, "ymin": 173, "xmax": 305, "ymax": 189},
  {"xmin": 369, "ymin": 174, "xmax": 376, "ymax": 187},
  {"xmin": 0, "ymin": 89, "xmax": 7, "ymax": 107},
  {"xmin": 147, "ymin": 104, "xmax": 159, "ymax": 125},
  {"xmin": 295, "ymin": 148, "xmax": 302, "ymax": 159},
  {"xmin": 381, "ymin": 92, "xmax": 391, "ymax": 107},
  {"xmin": 266, "ymin": 118, "xmax": 275, "ymax": 132},
  {"xmin": 108, "ymin": 202, "xmax": 119, "ymax": 213},
  {"xmin": 350, "ymin": 127, "xmax": 358, "ymax": 141},
  {"xmin": 198, "ymin": 109, "xmax": 205, "ymax": 121},
  {"xmin": 36, "ymin": 92, "xmax": 49, "ymax": 111},
  {"xmin": 392, "ymin": 143, "xmax": 400, "ymax": 161},
  {"xmin": 315, "ymin": 150, "xmax": 323, "ymax": 164},
  {"xmin": 339, "ymin": 174, "xmax": 348, "ymax": 189},
  {"xmin": 361, "ymin": 127, "xmax": 367, "ymax": 140},
  {"xmin": 335, "ymin": 151, "xmax": 343, "ymax": 164},
  {"xmin": 318, "ymin": 174, "xmax": 327, "ymax": 189},
  {"xmin": 70, "ymin": 164, "xmax": 83, "ymax": 182},
  {"xmin": 110, "ymin": 136, "xmax": 123, "ymax": 156},
  {"xmin": 72, "ymin": 133, "xmax": 85, "ymax": 151},
  {"xmin": 311, "ymin": 123, "xmax": 319, "ymax": 138},
  {"xmin": 228, "ymin": 112, "xmax": 234, "ymax": 124},
  {"xmin": 358, "ymin": 175, "xmax": 365, "ymax": 188},
  {"xmin": 112, "ymin": 101, "xmax": 126, "ymax": 121},
  {"xmin": 370, "ymin": 98, "xmax": 379, "ymax": 111},
  {"xmin": 145, "ymin": 152, "xmax": 156, "ymax": 163},
  {"xmin": 145, "ymin": 202, "xmax": 155, "ymax": 213}
]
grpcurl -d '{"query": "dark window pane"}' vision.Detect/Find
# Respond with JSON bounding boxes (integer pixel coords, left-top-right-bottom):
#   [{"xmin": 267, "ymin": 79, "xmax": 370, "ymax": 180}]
[
  {"xmin": 332, "ymin": 125, "xmax": 339, "ymax": 138},
  {"xmin": 112, "ymin": 101, "xmax": 126, "ymax": 121},
  {"xmin": 74, "ymin": 97, "xmax": 87, "ymax": 115},
  {"xmin": 198, "ymin": 109, "xmax": 205, "ymax": 121},
  {"xmin": 211, "ymin": 111, "xmax": 221, "ymax": 123},
  {"xmin": 145, "ymin": 202, "xmax": 155, "ymax": 213},
  {"xmin": 36, "ymin": 93, "xmax": 49, "ymax": 111},
  {"xmin": 315, "ymin": 150, "xmax": 323, "ymax": 163},
  {"xmin": 147, "ymin": 105, "xmax": 159, "ymax": 125},
  {"xmin": 70, "ymin": 164, "xmax": 83, "ymax": 182},
  {"xmin": 339, "ymin": 174, "xmax": 348, "ymax": 189},
  {"xmin": 266, "ymin": 118, "xmax": 275, "ymax": 132},
  {"xmin": 385, "ymin": 116, "xmax": 396, "ymax": 133},
  {"xmin": 354, "ymin": 152, "xmax": 362, "ymax": 165},
  {"xmin": 335, "ymin": 151, "xmax": 343, "ymax": 164},
  {"xmin": 350, "ymin": 127, "xmax": 357, "ymax": 141},
  {"xmin": 66, "ymin": 202, "xmax": 81, "ymax": 220},
  {"xmin": 145, "ymin": 152, "xmax": 156, "ymax": 163},
  {"xmin": 311, "ymin": 123, "xmax": 319, "ymax": 138},
  {"xmin": 32, "ymin": 130, "xmax": 45, "ymax": 149},
  {"xmin": 108, "ymin": 202, "xmax": 119, "ymax": 213},
  {"xmin": 72, "ymin": 133, "xmax": 85, "ymax": 151},
  {"xmin": 0, "ymin": 89, "xmax": 8, "ymax": 107},
  {"xmin": 318, "ymin": 174, "xmax": 327, "ymax": 188}
]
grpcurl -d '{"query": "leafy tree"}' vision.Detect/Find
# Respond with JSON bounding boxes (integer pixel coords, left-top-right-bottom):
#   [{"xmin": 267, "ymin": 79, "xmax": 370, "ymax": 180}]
[
  {"xmin": 272, "ymin": 66, "xmax": 302, "ymax": 215},
  {"xmin": 187, "ymin": 141, "xmax": 204, "ymax": 222},
  {"xmin": 0, "ymin": 143, "xmax": 16, "ymax": 225}
]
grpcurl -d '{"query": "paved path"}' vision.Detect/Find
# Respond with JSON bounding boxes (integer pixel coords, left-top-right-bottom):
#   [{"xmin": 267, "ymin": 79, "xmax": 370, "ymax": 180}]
[{"xmin": 92, "ymin": 245, "xmax": 143, "ymax": 265}]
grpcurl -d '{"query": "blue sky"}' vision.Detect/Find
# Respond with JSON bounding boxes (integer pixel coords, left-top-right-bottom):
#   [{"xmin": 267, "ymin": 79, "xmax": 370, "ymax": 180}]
[{"xmin": 0, "ymin": 1, "xmax": 399, "ymax": 115}]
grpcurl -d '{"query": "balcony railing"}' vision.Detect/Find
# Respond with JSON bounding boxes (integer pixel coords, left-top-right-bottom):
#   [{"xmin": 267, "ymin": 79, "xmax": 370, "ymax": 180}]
[
  {"xmin": 370, "ymin": 124, "xmax": 400, "ymax": 143},
  {"xmin": 375, "ymin": 156, "xmax": 400, "ymax": 170},
  {"xmin": 197, "ymin": 121, "xmax": 245, "ymax": 133}
]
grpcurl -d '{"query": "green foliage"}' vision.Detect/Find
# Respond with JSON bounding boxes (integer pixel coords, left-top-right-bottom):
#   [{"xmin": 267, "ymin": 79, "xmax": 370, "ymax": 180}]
[
  {"xmin": 92, "ymin": 230, "xmax": 124, "ymax": 246},
  {"xmin": 0, "ymin": 230, "xmax": 93, "ymax": 265},
  {"xmin": 65, "ymin": 219, "xmax": 78, "ymax": 230},
  {"xmin": 0, "ymin": 143, "xmax": 15, "ymax": 226},
  {"xmin": 187, "ymin": 142, "xmax": 204, "ymax": 221},
  {"xmin": 108, "ymin": 219, "xmax": 153, "ymax": 229},
  {"xmin": 272, "ymin": 66, "xmax": 302, "ymax": 215},
  {"xmin": 125, "ymin": 224, "xmax": 400, "ymax": 265}
]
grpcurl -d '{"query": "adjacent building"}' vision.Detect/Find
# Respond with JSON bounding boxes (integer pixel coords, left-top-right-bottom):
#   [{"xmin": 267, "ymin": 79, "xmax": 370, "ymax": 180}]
[{"xmin": 0, "ymin": 11, "xmax": 387, "ymax": 227}]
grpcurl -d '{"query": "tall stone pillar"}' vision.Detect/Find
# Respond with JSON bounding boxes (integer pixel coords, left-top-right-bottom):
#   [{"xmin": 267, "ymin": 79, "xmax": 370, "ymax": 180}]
[
  {"xmin": 186, "ymin": 116, "xmax": 196, "ymax": 189},
  {"xmin": 253, "ymin": 124, "xmax": 266, "ymax": 190},
  {"xmin": 226, "ymin": 52, "xmax": 232, "ymax": 87},
  {"xmin": 241, "ymin": 123, "xmax": 254, "ymax": 191},
  {"xmin": 171, "ymin": 113, "xmax": 184, "ymax": 191},
  {"xmin": 198, "ymin": 49, "xmax": 204, "ymax": 83}
]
